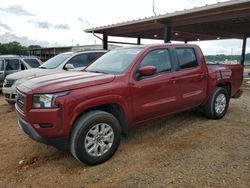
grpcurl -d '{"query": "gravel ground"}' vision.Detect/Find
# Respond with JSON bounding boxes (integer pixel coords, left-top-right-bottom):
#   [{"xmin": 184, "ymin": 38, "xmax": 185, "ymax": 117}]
[{"xmin": 0, "ymin": 83, "xmax": 249, "ymax": 188}]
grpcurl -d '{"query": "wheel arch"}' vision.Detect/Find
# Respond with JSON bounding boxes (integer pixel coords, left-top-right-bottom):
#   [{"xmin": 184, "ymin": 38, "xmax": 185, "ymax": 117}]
[
  {"xmin": 216, "ymin": 82, "xmax": 231, "ymax": 96},
  {"xmin": 202, "ymin": 81, "xmax": 232, "ymax": 106},
  {"xmin": 69, "ymin": 96, "xmax": 130, "ymax": 137}
]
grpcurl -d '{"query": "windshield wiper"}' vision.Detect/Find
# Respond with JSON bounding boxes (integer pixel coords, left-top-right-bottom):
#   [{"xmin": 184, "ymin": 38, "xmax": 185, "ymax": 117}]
[{"xmin": 85, "ymin": 70, "xmax": 107, "ymax": 74}]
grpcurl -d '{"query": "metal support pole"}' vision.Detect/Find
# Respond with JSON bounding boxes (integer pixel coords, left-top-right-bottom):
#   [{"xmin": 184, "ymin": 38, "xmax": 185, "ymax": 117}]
[
  {"xmin": 241, "ymin": 35, "xmax": 247, "ymax": 66},
  {"xmin": 103, "ymin": 34, "xmax": 108, "ymax": 50},
  {"xmin": 164, "ymin": 25, "xmax": 171, "ymax": 43},
  {"xmin": 137, "ymin": 36, "xmax": 141, "ymax": 45}
]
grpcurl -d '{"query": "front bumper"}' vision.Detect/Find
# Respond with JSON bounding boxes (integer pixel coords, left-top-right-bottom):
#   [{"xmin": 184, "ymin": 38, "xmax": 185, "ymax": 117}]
[
  {"xmin": 2, "ymin": 85, "xmax": 16, "ymax": 103},
  {"xmin": 16, "ymin": 106, "xmax": 69, "ymax": 150},
  {"xmin": 18, "ymin": 114, "xmax": 45, "ymax": 142}
]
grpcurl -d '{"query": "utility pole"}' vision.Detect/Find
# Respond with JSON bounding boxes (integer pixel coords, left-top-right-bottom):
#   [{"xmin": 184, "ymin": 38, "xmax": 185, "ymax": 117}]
[{"xmin": 153, "ymin": 0, "xmax": 157, "ymax": 16}]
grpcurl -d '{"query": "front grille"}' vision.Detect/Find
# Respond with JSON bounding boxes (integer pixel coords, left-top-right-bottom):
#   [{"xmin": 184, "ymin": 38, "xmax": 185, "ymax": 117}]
[
  {"xmin": 16, "ymin": 90, "xmax": 25, "ymax": 113},
  {"xmin": 4, "ymin": 79, "xmax": 16, "ymax": 88}
]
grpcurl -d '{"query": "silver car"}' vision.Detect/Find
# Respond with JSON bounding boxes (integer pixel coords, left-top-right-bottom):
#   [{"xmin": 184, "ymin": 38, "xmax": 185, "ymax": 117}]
[
  {"xmin": 0, "ymin": 56, "xmax": 41, "ymax": 89},
  {"xmin": 2, "ymin": 50, "xmax": 106, "ymax": 104}
]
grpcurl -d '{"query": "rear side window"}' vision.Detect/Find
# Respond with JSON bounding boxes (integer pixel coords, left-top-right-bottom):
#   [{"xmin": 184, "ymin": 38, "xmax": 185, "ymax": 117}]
[
  {"xmin": 5, "ymin": 59, "xmax": 20, "ymax": 70},
  {"xmin": 23, "ymin": 58, "xmax": 40, "ymax": 68},
  {"xmin": 176, "ymin": 48, "xmax": 198, "ymax": 69},
  {"xmin": 140, "ymin": 49, "xmax": 172, "ymax": 73},
  {"xmin": 0, "ymin": 60, "xmax": 4, "ymax": 71}
]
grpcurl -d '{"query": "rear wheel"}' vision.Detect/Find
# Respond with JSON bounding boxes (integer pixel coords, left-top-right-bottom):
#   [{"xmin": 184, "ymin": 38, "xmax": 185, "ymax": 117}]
[
  {"xmin": 203, "ymin": 87, "xmax": 229, "ymax": 119},
  {"xmin": 70, "ymin": 110, "xmax": 121, "ymax": 165}
]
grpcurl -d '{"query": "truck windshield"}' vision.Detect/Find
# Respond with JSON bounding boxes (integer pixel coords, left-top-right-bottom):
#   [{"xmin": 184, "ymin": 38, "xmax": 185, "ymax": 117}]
[
  {"xmin": 39, "ymin": 53, "xmax": 72, "ymax": 69},
  {"xmin": 86, "ymin": 48, "xmax": 143, "ymax": 74}
]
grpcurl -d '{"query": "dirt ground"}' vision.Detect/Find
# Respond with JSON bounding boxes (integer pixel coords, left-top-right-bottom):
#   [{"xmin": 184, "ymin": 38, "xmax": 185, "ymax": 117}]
[{"xmin": 0, "ymin": 83, "xmax": 249, "ymax": 188}]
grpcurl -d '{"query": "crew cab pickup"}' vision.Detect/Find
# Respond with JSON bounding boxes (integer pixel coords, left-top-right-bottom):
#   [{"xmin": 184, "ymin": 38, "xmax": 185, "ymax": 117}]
[{"xmin": 15, "ymin": 44, "xmax": 243, "ymax": 165}]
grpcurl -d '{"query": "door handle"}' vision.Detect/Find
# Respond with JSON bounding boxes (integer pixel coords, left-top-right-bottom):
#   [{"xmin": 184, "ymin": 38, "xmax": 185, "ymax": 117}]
[
  {"xmin": 200, "ymin": 73, "xmax": 207, "ymax": 78},
  {"xmin": 171, "ymin": 77, "xmax": 177, "ymax": 84}
]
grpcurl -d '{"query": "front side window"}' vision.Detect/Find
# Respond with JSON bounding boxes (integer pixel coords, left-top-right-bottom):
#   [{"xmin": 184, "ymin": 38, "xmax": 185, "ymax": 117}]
[
  {"xmin": 176, "ymin": 48, "xmax": 198, "ymax": 69},
  {"xmin": 140, "ymin": 49, "xmax": 172, "ymax": 73},
  {"xmin": 5, "ymin": 59, "xmax": 20, "ymax": 70},
  {"xmin": 67, "ymin": 54, "xmax": 89, "ymax": 68},
  {"xmin": 0, "ymin": 60, "xmax": 4, "ymax": 71},
  {"xmin": 88, "ymin": 52, "xmax": 105, "ymax": 63},
  {"xmin": 23, "ymin": 58, "xmax": 40, "ymax": 68}
]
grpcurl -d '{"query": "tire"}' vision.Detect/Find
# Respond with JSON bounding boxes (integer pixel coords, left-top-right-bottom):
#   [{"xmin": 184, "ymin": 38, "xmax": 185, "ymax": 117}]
[
  {"xmin": 204, "ymin": 87, "xmax": 229, "ymax": 119},
  {"xmin": 70, "ymin": 110, "xmax": 121, "ymax": 165}
]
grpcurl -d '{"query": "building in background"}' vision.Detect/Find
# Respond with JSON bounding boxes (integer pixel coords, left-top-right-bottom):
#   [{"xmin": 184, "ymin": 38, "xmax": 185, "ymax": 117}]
[{"xmin": 24, "ymin": 44, "xmax": 119, "ymax": 61}]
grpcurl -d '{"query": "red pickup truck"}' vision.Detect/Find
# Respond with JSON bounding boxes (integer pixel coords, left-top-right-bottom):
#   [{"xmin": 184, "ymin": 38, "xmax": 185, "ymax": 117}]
[{"xmin": 15, "ymin": 44, "xmax": 243, "ymax": 165}]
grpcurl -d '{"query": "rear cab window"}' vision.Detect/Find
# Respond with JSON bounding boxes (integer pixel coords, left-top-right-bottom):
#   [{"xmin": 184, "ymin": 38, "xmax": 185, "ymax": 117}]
[
  {"xmin": 176, "ymin": 48, "xmax": 199, "ymax": 70},
  {"xmin": 23, "ymin": 58, "xmax": 40, "ymax": 68}
]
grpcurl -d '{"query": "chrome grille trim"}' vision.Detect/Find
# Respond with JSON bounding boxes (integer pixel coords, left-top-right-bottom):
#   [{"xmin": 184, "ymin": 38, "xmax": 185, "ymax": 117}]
[{"xmin": 16, "ymin": 90, "xmax": 25, "ymax": 113}]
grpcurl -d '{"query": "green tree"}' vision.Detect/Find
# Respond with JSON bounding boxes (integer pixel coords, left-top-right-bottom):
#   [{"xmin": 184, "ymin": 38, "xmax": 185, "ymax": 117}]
[{"xmin": 0, "ymin": 41, "xmax": 26, "ymax": 55}]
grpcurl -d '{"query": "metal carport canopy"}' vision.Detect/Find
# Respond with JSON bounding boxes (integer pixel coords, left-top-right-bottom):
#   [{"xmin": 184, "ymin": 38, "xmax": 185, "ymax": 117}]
[{"xmin": 85, "ymin": 0, "xmax": 250, "ymax": 42}]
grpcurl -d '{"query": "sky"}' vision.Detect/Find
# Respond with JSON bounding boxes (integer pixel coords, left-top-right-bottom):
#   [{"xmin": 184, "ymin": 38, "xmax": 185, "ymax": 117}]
[{"xmin": 0, "ymin": 0, "xmax": 249, "ymax": 55}]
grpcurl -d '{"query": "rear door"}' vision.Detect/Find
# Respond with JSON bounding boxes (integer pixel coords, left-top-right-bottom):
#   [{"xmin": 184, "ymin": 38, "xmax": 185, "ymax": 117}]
[
  {"xmin": 174, "ymin": 47, "xmax": 207, "ymax": 109},
  {"xmin": 130, "ymin": 48, "xmax": 181, "ymax": 124}
]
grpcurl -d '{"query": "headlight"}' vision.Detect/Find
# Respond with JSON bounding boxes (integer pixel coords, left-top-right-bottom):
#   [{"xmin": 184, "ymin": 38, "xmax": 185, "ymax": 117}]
[{"xmin": 32, "ymin": 91, "xmax": 69, "ymax": 108}]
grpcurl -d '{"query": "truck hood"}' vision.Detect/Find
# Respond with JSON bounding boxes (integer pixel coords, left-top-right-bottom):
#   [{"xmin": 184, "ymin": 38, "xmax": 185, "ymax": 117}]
[
  {"xmin": 5, "ymin": 68, "xmax": 58, "ymax": 80},
  {"xmin": 19, "ymin": 71, "xmax": 115, "ymax": 93}
]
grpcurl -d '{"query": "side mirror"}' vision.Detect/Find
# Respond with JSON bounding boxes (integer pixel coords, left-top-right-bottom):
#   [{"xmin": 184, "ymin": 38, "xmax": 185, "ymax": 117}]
[
  {"xmin": 139, "ymin": 66, "xmax": 156, "ymax": 76},
  {"xmin": 65, "ymin": 64, "xmax": 74, "ymax": 70}
]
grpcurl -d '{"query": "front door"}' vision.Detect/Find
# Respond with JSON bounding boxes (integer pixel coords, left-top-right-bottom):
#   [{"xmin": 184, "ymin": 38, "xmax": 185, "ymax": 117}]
[{"xmin": 130, "ymin": 48, "xmax": 181, "ymax": 124}]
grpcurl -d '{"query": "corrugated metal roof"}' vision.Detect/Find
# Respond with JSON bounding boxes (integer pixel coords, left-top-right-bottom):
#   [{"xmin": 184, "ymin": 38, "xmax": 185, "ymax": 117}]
[
  {"xmin": 85, "ymin": 0, "xmax": 250, "ymax": 41},
  {"xmin": 85, "ymin": 0, "xmax": 249, "ymax": 32}
]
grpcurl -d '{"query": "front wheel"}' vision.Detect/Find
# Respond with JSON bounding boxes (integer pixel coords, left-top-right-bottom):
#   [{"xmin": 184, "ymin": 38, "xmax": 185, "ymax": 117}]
[
  {"xmin": 70, "ymin": 110, "xmax": 121, "ymax": 165},
  {"xmin": 203, "ymin": 87, "xmax": 230, "ymax": 119}
]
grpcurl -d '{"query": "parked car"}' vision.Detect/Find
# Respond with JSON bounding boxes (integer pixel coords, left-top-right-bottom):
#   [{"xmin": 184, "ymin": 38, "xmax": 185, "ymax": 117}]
[
  {"xmin": 0, "ymin": 56, "xmax": 41, "ymax": 90},
  {"xmin": 2, "ymin": 50, "xmax": 106, "ymax": 104},
  {"xmin": 15, "ymin": 44, "xmax": 243, "ymax": 165}
]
